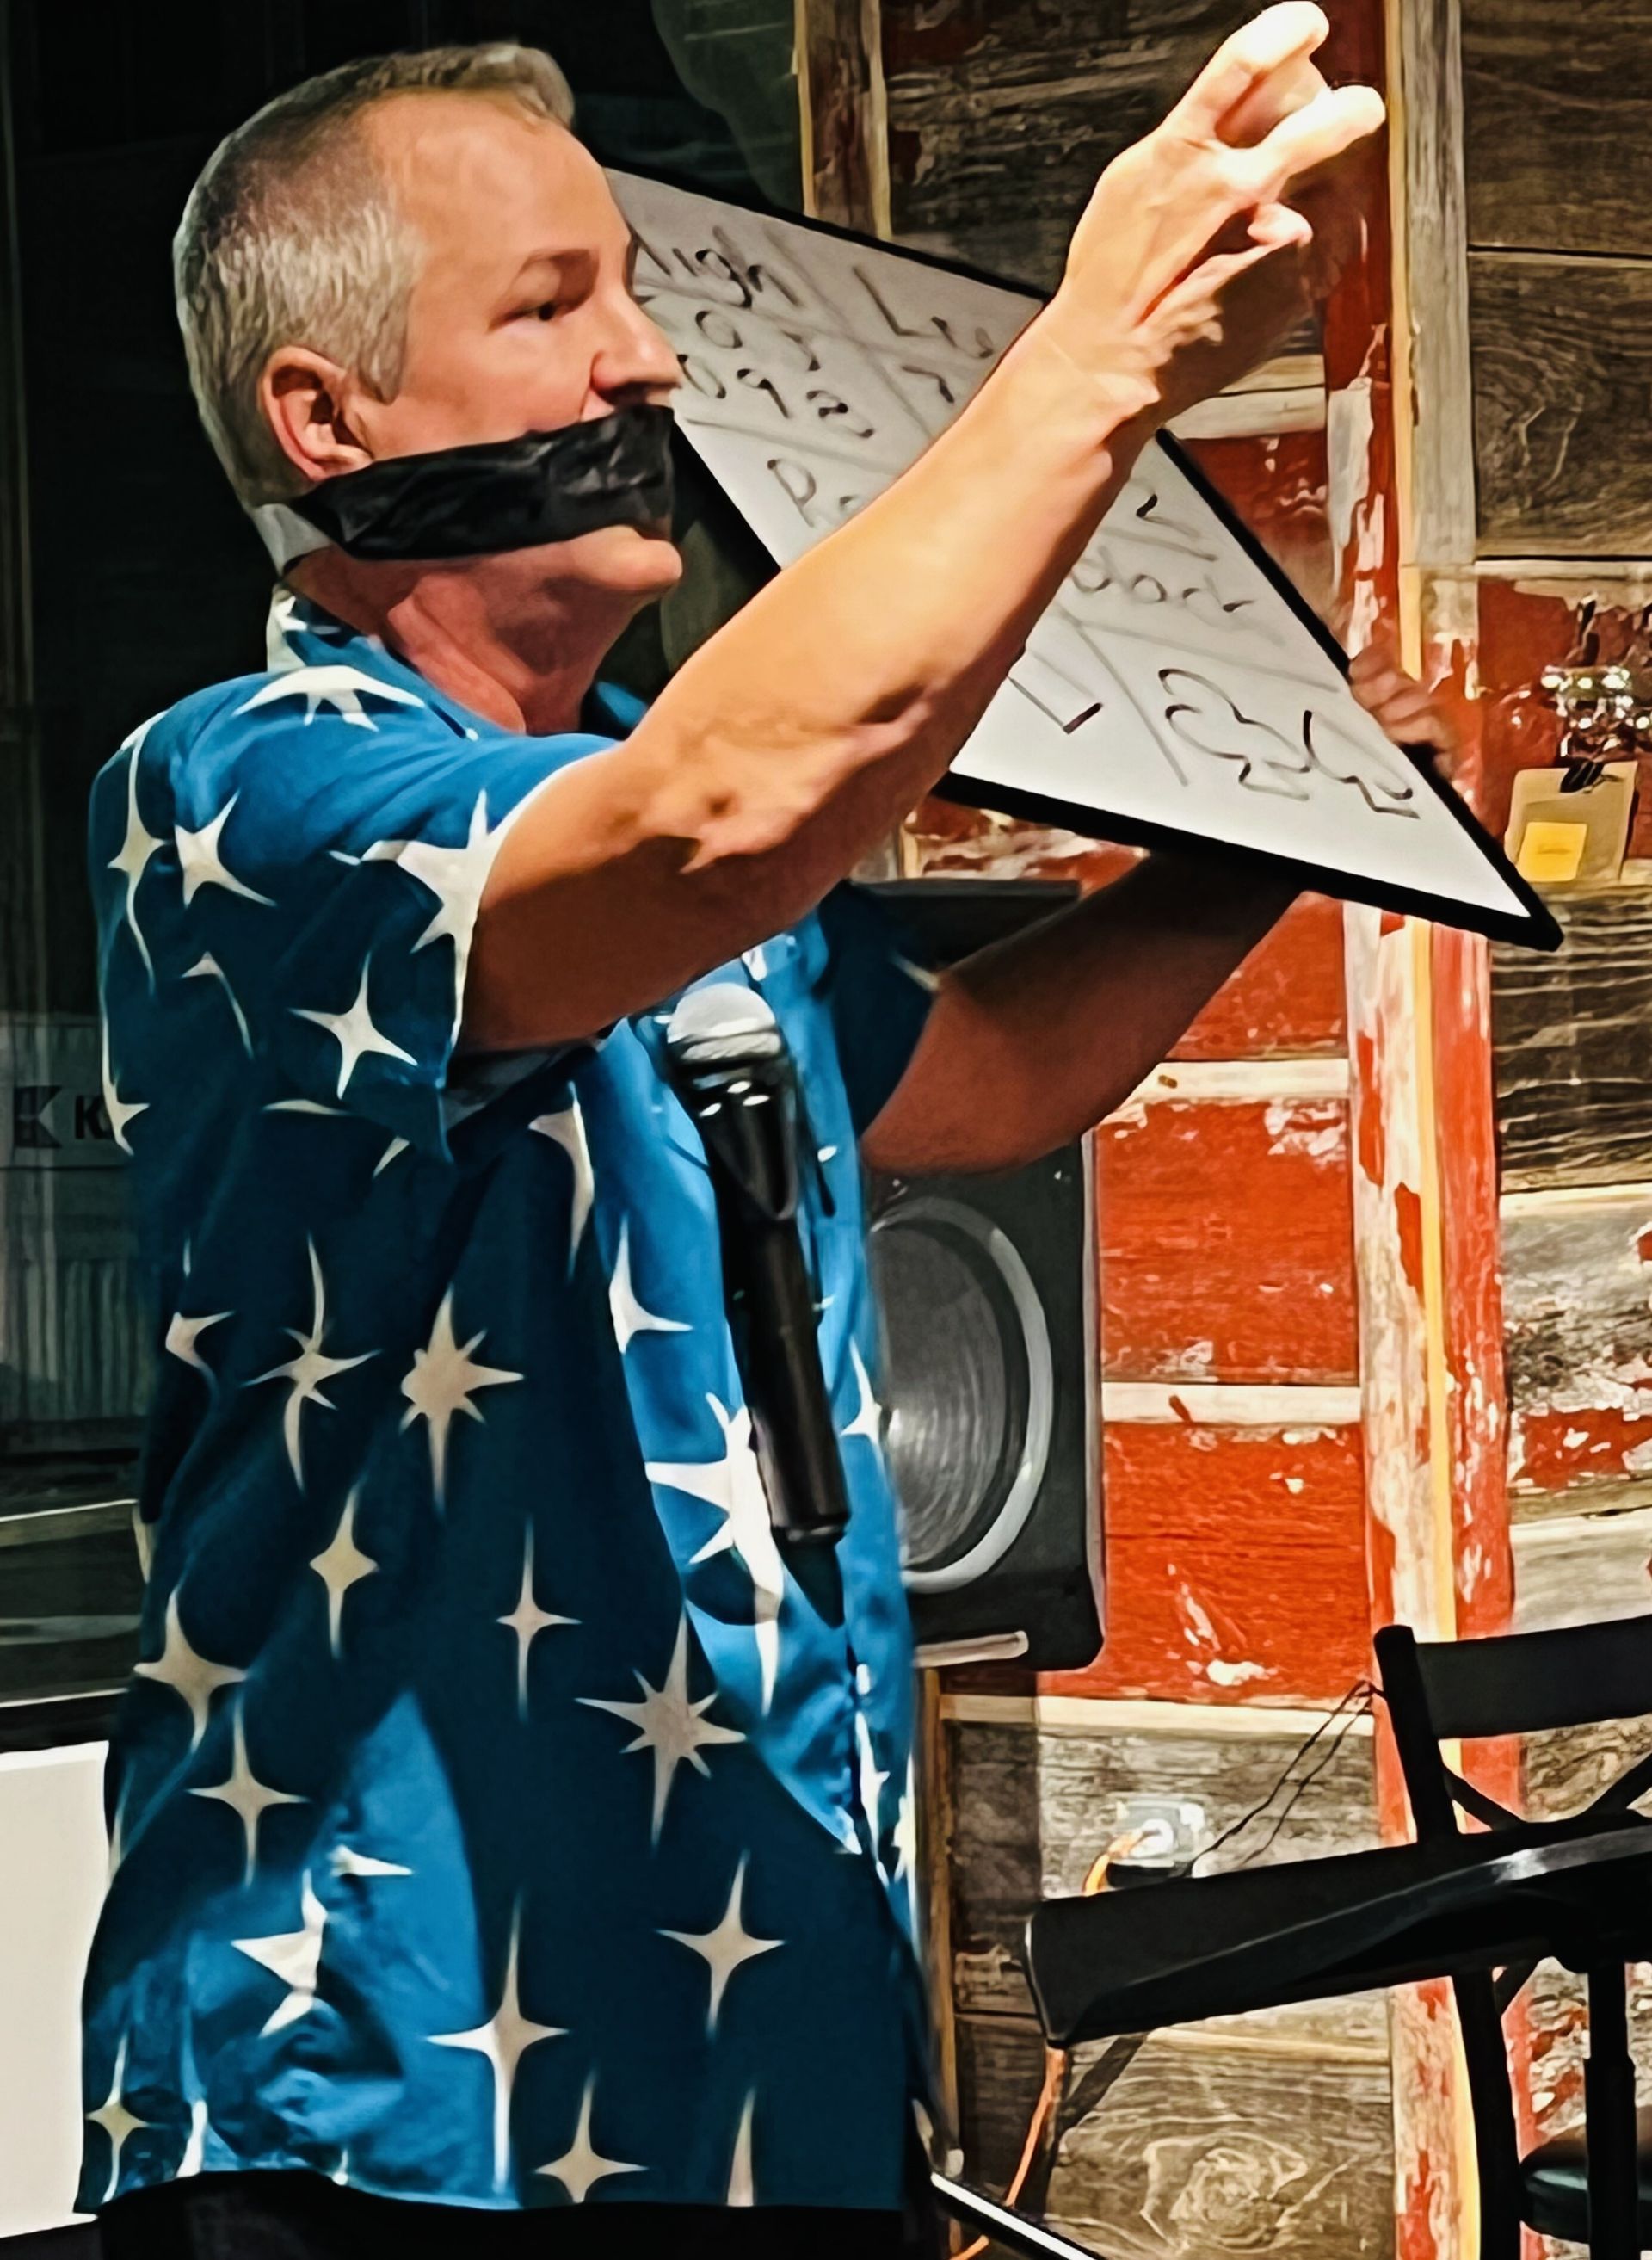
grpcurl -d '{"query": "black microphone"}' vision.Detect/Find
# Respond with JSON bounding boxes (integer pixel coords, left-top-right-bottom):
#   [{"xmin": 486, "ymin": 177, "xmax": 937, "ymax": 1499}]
[{"xmin": 664, "ymin": 984, "xmax": 851, "ymax": 1547}]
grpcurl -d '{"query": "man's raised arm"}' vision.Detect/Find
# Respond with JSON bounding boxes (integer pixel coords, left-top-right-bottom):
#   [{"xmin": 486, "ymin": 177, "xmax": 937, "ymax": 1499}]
[{"xmin": 465, "ymin": 3, "xmax": 1384, "ymax": 1054}]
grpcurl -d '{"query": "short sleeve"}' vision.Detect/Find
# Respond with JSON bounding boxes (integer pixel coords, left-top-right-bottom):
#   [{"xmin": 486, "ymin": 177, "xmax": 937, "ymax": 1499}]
[
  {"xmin": 157, "ymin": 688, "xmax": 611, "ymax": 1165},
  {"xmin": 812, "ymin": 882, "xmax": 940, "ymax": 1138}
]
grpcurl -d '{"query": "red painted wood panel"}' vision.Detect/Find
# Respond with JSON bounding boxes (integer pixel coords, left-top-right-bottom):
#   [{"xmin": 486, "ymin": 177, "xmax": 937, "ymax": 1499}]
[
  {"xmin": 1183, "ymin": 427, "xmax": 1335, "ymax": 624},
  {"xmin": 1049, "ymin": 1421, "xmax": 1372, "ymax": 1705},
  {"xmin": 1509, "ymin": 1406, "xmax": 1652, "ymax": 1499},
  {"xmin": 1099, "ymin": 1099, "xmax": 1359, "ymax": 1384}
]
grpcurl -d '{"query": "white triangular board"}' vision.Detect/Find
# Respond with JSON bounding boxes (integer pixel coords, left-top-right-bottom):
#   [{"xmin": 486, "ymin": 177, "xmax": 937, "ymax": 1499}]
[{"xmin": 613, "ymin": 171, "xmax": 1552, "ymax": 948}]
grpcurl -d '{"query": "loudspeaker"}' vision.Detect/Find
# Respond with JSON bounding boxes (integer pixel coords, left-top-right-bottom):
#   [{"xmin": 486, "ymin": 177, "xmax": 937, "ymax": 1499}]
[{"xmin": 866, "ymin": 881, "xmax": 1103, "ymax": 1672}]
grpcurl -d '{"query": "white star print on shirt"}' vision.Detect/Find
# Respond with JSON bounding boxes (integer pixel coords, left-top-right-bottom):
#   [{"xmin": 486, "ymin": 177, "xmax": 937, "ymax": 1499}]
[
  {"xmin": 234, "ymin": 1870, "xmax": 328, "ymax": 2035},
  {"xmin": 331, "ymin": 1842, "xmax": 412, "ymax": 1880},
  {"xmin": 175, "ymin": 793, "xmax": 275, "ymax": 907},
  {"xmin": 891, "ymin": 1758, "xmax": 919, "ymax": 1887},
  {"xmin": 399, "ymin": 1287, "xmax": 521, "ymax": 1505},
  {"xmin": 841, "ymin": 1343, "xmax": 883, "ymax": 1444},
  {"xmin": 134, "ymin": 1587, "xmax": 244, "ymax": 1748},
  {"xmin": 164, "ymin": 1306, "xmax": 231, "ymax": 1381},
  {"xmin": 236, "ymin": 664, "xmax": 426, "ymax": 730},
  {"xmin": 108, "ymin": 720, "xmax": 163, "ymax": 987},
  {"xmin": 536, "ymin": 2077, "xmax": 644, "ymax": 2203},
  {"xmin": 182, "ymin": 950, "xmax": 254, "ymax": 1054},
  {"xmin": 177, "ymin": 2095, "xmax": 210, "ymax": 2179},
  {"xmin": 608, "ymin": 1219, "xmax": 689, "ymax": 1354},
  {"xmin": 529, "ymin": 1102, "xmax": 594, "ymax": 1269},
  {"xmin": 660, "ymin": 1855, "xmax": 782, "ymax": 2034},
  {"xmin": 856, "ymin": 1708, "xmax": 891, "ymax": 1860},
  {"xmin": 88, "ymin": 2035, "xmax": 151, "ymax": 2203},
  {"xmin": 309, "ymin": 1485, "xmax": 378, "ymax": 1658},
  {"xmin": 726, "ymin": 2092, "xmax": 758, "ymax": 2207},
  {"xmin": 579, "ymin": 1616, "xmax": 745, "ymax": 1843},
  {"xmin": 250, "ymin": 1238, "xmax": 378, "ymax": 1488},
  {"xmin": 648, "ymin": 1397, "xmax": 784, "ymax": 1714},
  {"xmin": 497, "ymin": 1524, "xmax": 577, "ymax": 1717},
  {"xmin": 373, "ymin": 1134, "xmax": 409, "ymax": 1176},
  {"xmin": 191, "ymin": 1698, "xmax": 308, "ymax": 1886},
  {"xmin": 361, "ymin": 791, "xmax": 504, "ymax": 954},
  {"xmin": 293, "ymin": 960, "xmax": 416, "ymax": 1099},
  {"xmin": 100, "ymin": 1019, "xmax": 146, "ymax": 1153},
  {"xmin": 430, "ymin": 1901, "xmax": 564, "ymax": 2190}
]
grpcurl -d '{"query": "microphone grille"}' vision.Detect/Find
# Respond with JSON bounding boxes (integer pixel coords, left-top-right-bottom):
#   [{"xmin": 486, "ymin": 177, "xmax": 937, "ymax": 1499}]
[{"xmin": 665, "ymin": 982, "xmax": 780, "ymax": 1064}]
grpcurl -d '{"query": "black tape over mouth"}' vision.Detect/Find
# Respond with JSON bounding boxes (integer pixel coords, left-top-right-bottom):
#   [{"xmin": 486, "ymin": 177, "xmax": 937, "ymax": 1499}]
[{"xmin": 292, "ymin": 402, "xmax": 677, "ymax": 562}]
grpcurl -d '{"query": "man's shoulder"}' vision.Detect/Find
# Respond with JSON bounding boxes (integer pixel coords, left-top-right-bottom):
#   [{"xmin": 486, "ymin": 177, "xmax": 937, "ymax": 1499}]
[{"xmin": 95, "ymin": 649, "xmax": 455, "ymax": 811}]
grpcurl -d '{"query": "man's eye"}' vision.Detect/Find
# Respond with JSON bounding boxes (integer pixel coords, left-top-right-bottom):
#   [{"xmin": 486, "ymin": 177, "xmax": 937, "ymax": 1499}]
[{"xmin": 517, "ymin": 302, "xmax": 561, "ymax": 324}]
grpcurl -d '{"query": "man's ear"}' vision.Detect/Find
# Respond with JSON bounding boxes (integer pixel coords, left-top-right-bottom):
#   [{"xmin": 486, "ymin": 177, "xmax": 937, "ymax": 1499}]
[{"xmin": 259, "ymin": 347, "xmax": 374, "ymax": 484}]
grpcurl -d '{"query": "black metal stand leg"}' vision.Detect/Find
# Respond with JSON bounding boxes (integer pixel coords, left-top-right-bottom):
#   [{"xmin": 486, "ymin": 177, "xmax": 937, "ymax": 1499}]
[
  {"xmin": 1585, "ymin": 1965, "xmax": 1639, "ymax": 2260},
  {"xmin": 930, "ymin": 2171, "xmax": 1108, "ymax": 2260}
]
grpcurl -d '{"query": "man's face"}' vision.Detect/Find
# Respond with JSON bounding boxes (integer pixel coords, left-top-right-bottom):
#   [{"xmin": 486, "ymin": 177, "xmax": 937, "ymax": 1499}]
[{"xmin": 351, "ymin": 91, "xmax": 684, "ymax": 600}]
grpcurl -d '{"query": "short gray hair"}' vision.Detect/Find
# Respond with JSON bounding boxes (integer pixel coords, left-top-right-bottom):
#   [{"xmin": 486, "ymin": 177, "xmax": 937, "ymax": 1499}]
[{"xmin": 175, "ymin": 45, "xmax": 576, "ymax": 509}]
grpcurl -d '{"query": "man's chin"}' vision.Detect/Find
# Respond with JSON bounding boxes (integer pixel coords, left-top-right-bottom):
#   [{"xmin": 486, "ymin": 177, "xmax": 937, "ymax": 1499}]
[{"xmin": 559, "ymin": 521, "xmax": 683, "ymax": 595}]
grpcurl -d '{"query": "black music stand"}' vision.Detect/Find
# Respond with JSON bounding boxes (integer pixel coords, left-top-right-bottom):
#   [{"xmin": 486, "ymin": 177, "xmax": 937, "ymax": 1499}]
[{"xmin": 1025, "ymin": 1820, "xmax": 1652, "ymax": 2260}]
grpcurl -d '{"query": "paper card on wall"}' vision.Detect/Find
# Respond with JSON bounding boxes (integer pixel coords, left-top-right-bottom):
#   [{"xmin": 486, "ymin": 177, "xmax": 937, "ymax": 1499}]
[{"xmin": 610, "ymin": 171, "xmax": 1559, "ymax": 951}]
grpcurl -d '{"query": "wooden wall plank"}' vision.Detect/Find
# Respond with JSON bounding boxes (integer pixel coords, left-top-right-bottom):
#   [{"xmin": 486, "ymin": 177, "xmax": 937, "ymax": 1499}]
[
  {"xmin": 1492, "ymin": 892, "xmax": 1652, "ymax": 1190},
  {"xmin": 1470, "ymin": 251, "xmax": 1652, "ymax": 556},
  {"xmin": 1502, "ymin": 1188, "xmax": 1652, "ymax": 1511},
  {"xmin": 1098, "ymin": 1101, "xmax": 1357, "ymax": 1385},
  {"xmin": 1051, "ymin": 1422, "xmax": 1372, "ymax": 1705},
  {"xmin": 1512, "ymin": 1504, "xmax": 1652, "ymax": 1631},
  {"xmin": 947, "ymin": 1714, "xmax": 1381, "ymax": 2021},
  {"xmin": 1463, "ymin": 0, "xmax": 1652, "ymax": 261},
  {"xmin": 881, "ymin": 0, "xmax": 1257, "ymax": 291},
  {"xmin": 956, "ymin": 2013, "xmax": 1395, "ymax": 2260}
]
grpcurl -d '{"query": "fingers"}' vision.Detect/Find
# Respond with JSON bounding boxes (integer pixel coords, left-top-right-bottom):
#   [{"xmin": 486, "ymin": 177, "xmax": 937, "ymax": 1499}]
[
  {"xmin": 1222, "ymin": 50, "xmax": 1327, "ymax": 151},
  {"xmin": 1348, "ymin": 648, "xmax": 1460, "ymax": 760},
  {"xmin": 1167, "ymin": 4, "xmax": 1330, "ymax": 143},
  {"xmin": 1242, "ymin": 81, "xmax": 1387, "ymax": 201}
]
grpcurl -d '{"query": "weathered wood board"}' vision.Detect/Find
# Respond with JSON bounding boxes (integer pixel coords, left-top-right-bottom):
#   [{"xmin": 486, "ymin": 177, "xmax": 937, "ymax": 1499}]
[
  {"xmin": 1054, "ymin": 1421, "xmax": 1372, "ymax": 1706},
  {"xmin": 1099, "ymin": 1099, "xmax": 1357, "ymax": 1386},
  {"xmin": 955, "ymin": 2011, "xmax": 1394, "ymax": 2260},
  {"xmin": 882, "ymin": 0, "xmax": 1261, "ymax": 290},
  {"xmin": 1492, "ymin": 892, "xmax": 1652, "ymax": 1190},
  {"xmin": 1463, "ymin": 0, "xmax": 1652, "ymax": 262},
  {"xmin": 946, "ymin": 1714, "xmax": 1380, "ymax": 2021},
  {"xmin": 1470, "ymin": 252, "xmax": 1652, "ymax": 556},
  {"xmin": 1513, "ymin": 1504, "xmax": 1652, "ymax": 1630},
  {"xmin": 1502, "ymin": 1188, "xmax": 1652, "ymax": 1511}
]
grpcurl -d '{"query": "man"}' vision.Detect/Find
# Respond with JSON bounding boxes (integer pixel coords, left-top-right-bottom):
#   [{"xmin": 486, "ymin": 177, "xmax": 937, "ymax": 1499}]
[{"xmin": 83, "ymin": 21, "xmax": 1441, "ymax": 2257}]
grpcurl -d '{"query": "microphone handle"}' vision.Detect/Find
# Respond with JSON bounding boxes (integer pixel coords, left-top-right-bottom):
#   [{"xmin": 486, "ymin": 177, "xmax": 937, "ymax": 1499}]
[{"xmin": 716, "ymin": 1189, "xmax": 852, "ymax": 1547}]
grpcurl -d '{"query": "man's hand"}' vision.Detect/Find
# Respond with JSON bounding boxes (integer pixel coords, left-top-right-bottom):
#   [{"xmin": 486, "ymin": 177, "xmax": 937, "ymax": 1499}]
[
  {"xmin": 1349, "ymin": 644, "xmax": 1461, "ymax": 778},
  {"xmin": 1045, "ymin": 4, "xmax": 1383, "ymax": 429}
]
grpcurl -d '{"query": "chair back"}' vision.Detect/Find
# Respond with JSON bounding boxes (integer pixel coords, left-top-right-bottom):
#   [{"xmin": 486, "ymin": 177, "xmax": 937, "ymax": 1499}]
[{"xmin": 1370, "ymin": 1615, "xmax": 1652, "ymax": 2260}]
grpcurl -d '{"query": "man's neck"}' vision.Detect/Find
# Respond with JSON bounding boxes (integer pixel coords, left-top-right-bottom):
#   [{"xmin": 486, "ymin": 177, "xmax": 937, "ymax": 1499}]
[{"xmin": 288, "ymin": 552, "xmax": 619, "ymax": 737}]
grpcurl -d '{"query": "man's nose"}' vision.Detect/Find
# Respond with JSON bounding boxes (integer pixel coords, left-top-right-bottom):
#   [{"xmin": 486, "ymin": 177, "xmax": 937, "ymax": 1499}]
[{"xmin": 591, "ymin": 296, "xmax": 683, "ymax": 406}]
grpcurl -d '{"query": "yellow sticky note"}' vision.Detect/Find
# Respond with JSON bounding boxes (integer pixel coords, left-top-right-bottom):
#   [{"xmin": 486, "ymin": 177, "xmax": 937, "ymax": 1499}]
[{"xmin": 1517, "ymin": 820, "xmax": 1588, "ymax": 883}]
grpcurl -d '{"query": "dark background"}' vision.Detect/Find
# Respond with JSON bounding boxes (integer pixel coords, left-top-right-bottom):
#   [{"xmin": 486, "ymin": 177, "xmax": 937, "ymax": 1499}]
[{"xmin": 3, "ymin": 0, "xmax": 800, "ymax": 1014}]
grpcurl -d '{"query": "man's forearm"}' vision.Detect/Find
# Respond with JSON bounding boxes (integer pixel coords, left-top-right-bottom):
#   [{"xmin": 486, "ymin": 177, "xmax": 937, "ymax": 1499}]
[
  {"xmin": 472, "ymin": 319, "xmax": 1151, "ymax": 1052},
  {"xmin": 861, "ymin": 855, "xmax": 1298, "ymax": 1176}
]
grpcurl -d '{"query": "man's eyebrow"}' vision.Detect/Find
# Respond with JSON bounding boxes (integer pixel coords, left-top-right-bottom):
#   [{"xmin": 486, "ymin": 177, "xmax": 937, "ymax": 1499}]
[{"xmin": 504, "ymin": 245, "xmax": 595, "ymax": 287}]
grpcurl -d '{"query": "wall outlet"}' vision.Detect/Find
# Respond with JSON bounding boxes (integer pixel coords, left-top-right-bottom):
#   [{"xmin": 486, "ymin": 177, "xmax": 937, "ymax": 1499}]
[{"xmin": 1107, "ymin": 1795, "xmax": 1209, "ymax": 1868}]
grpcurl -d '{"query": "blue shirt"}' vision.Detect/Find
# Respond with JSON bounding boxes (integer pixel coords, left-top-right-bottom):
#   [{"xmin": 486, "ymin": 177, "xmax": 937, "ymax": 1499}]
[{"xmin": 79, "ymin": 590, "xmax": 937, "ymax": 2216}]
